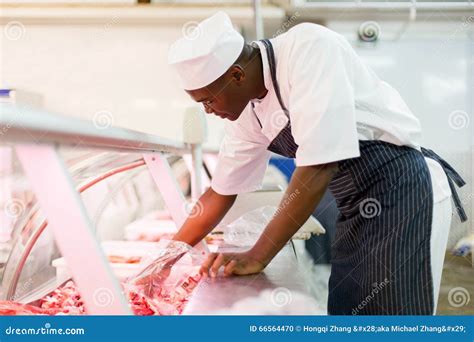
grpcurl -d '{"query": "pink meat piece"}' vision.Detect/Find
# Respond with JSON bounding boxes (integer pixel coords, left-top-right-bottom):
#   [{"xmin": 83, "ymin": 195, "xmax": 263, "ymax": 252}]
[
  {"xmin": 0, "ymin": 301, "xmax": 65, "ymax": 315},
  {"xmin": 40, "ymin": 281, "xmax": 85, "ymax": 315},
  {"xmin": 127, "ymin": 291, "xmax": 156, "ymax": 316},
  {"xmin": 35, "ymin": 274, "xmax": 201, "ymax": 316}
]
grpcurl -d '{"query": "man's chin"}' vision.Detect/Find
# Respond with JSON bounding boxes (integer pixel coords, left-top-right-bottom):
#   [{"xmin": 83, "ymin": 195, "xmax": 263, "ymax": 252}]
[
  {"xmin": 226, "ymin": 115, "xmax": 239, "ymax": 121},
  {"xmin": 225, "ymin": 112, "xmax": 243, "ymax": 121},
  {"xmin": 216, "ymin": 111, "xmax": 240, "ymax": 121}
]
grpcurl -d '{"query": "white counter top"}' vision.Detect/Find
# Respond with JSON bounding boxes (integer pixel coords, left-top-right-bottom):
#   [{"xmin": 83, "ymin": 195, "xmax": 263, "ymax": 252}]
[{"xmin": 183, "ymin": 244, "xmax": 311, "ymax": 315}]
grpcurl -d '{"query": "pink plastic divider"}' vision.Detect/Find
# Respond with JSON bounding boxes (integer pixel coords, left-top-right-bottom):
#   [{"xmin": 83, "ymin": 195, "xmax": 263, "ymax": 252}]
[
  {"xmin": 0, "ymin": 147, "xmax": 13, "ymax": 242},
  {"xmin": 182, "ymin": 154, "xmax": 210, "ymax": 192},
  {"xmin": 143, "ymin": 153, "xmax": 208, "ymax": 254},
  {"xmin": 15, "ymin": 144, "xmax": 130, "ymax": 315}
]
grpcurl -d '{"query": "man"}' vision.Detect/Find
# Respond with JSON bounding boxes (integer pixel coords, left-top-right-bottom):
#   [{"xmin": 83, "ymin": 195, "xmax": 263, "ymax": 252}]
[{"xmin": 167, "ymin": 12, "xmax": 466, "ymax": 315}]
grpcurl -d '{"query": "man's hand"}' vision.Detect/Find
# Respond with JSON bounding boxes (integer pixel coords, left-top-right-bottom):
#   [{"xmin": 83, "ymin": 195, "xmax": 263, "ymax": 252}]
[{"xmin": 200, "ymin": 251, "xmax": 266, "ymax": 277}]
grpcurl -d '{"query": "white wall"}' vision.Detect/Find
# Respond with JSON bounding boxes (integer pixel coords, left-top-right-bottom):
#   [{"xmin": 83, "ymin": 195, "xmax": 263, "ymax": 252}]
[
  {"xmin": 328, "ymin": 20, "xmax": 473, "ymax": 247},
  {"xmin": 0, "ymin": 5, "xmax": 285, "ymax": 148},
  {"xmin": 0, "ymin": 23, "xmax": 227, "ymax": 147}
]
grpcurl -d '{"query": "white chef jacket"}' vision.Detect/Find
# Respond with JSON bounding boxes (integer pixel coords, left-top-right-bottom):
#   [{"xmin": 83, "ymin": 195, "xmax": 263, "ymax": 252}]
[{"xmin": 211, "ymin": 23, "xmax": 422, "ymax": 196}]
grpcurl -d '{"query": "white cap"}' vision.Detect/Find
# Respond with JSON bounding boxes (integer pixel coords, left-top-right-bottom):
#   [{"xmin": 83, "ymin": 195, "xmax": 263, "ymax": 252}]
[{"xmin": 168, "ymin": 12, "xmax": 244, "ymax": 90}]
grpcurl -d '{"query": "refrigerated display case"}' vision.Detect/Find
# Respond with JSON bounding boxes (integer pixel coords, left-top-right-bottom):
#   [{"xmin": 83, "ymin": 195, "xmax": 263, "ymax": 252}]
[
  {"xmin": 0, "ymin": 104, "xmax": 324, "ymax": 315},
  {"xmin": 0, "ymin": 104, "xmax": 208, "ymax": 315}
]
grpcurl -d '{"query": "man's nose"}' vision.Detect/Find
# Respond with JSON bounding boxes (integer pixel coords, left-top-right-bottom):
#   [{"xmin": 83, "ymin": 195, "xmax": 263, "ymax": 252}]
[{"xmin": 203, "ymin": 104, "xmax": 214, "ymax": 114}]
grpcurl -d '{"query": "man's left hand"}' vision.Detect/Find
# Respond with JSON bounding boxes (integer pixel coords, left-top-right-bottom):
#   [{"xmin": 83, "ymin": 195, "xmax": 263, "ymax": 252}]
[{"xmin": 200, "ymin": 251, "xmax": 266, "ymax": 277}]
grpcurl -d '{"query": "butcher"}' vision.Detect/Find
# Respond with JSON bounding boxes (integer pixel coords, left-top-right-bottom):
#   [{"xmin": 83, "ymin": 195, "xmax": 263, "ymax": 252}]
[{"xmin": 167, "ymin": 12, "xmax": 467, "ymax": 315}]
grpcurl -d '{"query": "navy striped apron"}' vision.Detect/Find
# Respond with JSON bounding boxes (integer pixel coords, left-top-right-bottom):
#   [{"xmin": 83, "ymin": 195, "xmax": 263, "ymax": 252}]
[{"xmin": 257, "ymin": 39, "xmax": 467, "ymax": 315}]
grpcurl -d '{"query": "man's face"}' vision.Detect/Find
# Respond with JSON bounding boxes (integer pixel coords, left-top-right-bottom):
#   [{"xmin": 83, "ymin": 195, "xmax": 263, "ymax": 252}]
[{"xmin": 186, "ymin": 67, "xmax": 249, "ymax": 121}]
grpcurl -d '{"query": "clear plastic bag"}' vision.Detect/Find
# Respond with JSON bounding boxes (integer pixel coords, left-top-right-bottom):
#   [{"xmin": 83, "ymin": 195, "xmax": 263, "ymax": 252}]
[
  {"xmin": 123, "ymin": 239, "xmax": 205, "ymax": 315},
  {"xmin": 223, "ymin": 206, "xmax": 325, "ymax": 246},
  {"xmin": 223, "ymin": 206, "xmax": 277, "ymax": 247}
]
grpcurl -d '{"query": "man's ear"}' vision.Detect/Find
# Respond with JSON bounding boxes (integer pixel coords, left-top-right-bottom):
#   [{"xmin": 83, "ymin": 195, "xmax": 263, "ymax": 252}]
[{"xmin": 229, "ymin": 64, "xmax": 245, "ymax": 83}]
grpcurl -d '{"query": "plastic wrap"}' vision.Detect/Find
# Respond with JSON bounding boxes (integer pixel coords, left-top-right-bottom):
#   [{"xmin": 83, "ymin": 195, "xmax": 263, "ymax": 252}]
[
  {"xmin": 36, "ymin": 240, "xmax": 205, "ymax": 315},
  {"xmin": 223, "ymin": 206, "xmax": 324, "ymax": 246},
  {"xmin": 223, "ymin": 206, "xmax": 276, "ymax": 247},
  {"xmin": 123, "ymin": 239, "xmax": 205, "ymax": 315}
]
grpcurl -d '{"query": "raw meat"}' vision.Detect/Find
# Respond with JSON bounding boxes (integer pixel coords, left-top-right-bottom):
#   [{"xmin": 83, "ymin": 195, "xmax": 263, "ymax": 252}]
[
  {"xmin": 36, "ymin": 274, "xmax": 201, "ymax": 316},
  {"xmin": 12, "ymin": 240, "xmax": 203, "ymax": 316},
  {"xmin": 129, "ymin": 274, "xmax": 201, "ymax": 315},
  {"xmin": 127, "ymin": 291, "xmax": 155, "ymax": 316},
  {"xmin": 39, "ymin": 281, "xmax": 85, "ymax": 315},
  {"xmin": 108, "ymin": 255, "xmax": 141, "ymax": 264},
  {"xmin": 0, "ymin": 301, "xmax": 65, "ymax": 316}
]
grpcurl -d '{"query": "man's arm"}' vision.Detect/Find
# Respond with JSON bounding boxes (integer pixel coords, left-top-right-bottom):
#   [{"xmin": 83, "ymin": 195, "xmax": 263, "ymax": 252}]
[
  {"xmin": 172, "ymin": 187, "xmax": 237, "ymax": 247},
  {"xmin": 200, "ymin": 162, "xmax": 338, "ymax": 277},
  {"xmin": 248, "ymin": 162, "xmax": 338, "ymax": 265}
]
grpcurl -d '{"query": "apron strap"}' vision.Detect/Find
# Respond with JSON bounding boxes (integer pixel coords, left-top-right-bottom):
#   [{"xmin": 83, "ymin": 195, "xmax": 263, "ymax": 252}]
[
  {"xmin": 421, "ymin": 147, "xmax": 468, "ymax": 222},
  {"xmin": 260, "ymin": 39, "xmax": 289, "ymax": 117},
  {"xmin": 250, "ymin": 102, "xmax": 263, "ymax": 128}
]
